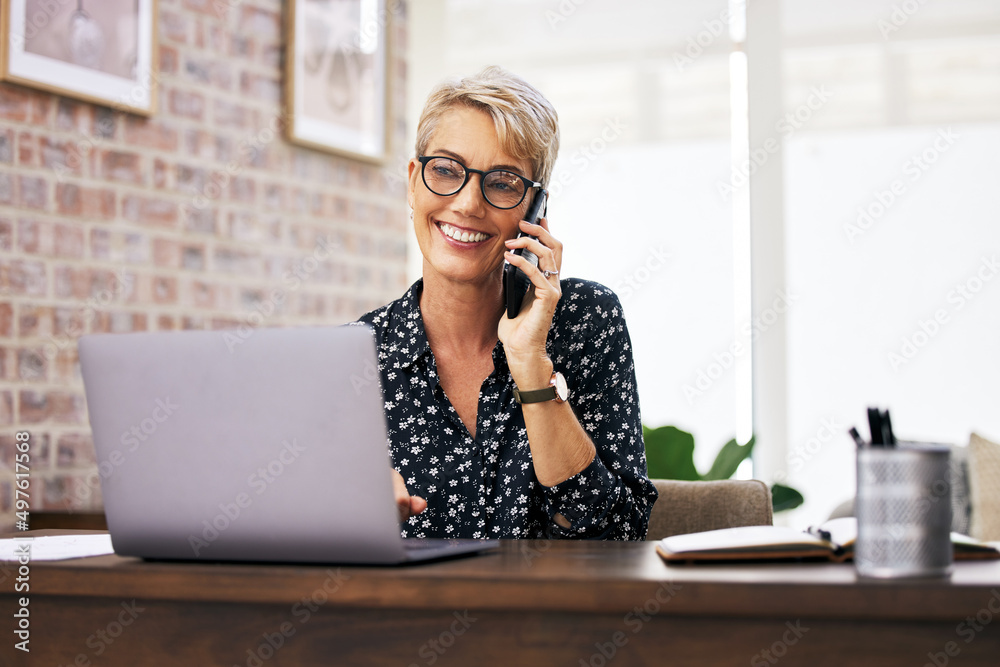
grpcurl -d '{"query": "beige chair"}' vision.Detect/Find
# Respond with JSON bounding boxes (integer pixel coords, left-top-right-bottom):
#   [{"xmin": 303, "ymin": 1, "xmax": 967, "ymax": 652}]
[{"xmin": 646, "ymin": 479, "xmax": 773, "ymax": 540}]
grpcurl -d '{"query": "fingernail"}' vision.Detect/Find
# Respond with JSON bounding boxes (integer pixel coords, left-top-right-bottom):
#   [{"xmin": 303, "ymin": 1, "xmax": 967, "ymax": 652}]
[{"xmin": 504, "ymin": 239, "xmax": 515, "ymax": 246}]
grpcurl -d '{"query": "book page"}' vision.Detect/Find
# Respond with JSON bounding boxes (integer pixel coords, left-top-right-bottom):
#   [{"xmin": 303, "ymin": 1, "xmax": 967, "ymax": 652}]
[{"xmin": 659, "ymin": 525, "xmax": 831, "ymax": 556}]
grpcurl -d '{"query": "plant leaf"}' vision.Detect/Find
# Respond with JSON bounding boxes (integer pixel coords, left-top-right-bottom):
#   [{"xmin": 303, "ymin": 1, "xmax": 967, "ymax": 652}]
[
  {"xmin": 702, "ymin": 435, "xmax": 755, "ymax": 481},
  {"xmin": 771, "ymin": 483, "xmax": 805, "ymax": 512},
  {"xmin": 643, "ymin": 425, "xmax": 700, "ymax": 480}
]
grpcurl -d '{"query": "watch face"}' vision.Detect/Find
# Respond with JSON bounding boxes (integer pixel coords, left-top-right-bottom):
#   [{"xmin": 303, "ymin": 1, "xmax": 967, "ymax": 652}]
[{"xmin": 553, "ymin": 372, "xmax": 569, "ymax": 402}]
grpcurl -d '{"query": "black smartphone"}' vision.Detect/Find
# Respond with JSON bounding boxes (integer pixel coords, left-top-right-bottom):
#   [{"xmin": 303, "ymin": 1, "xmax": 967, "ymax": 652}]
[{"xmin": 503, "ymin": 189, "xmax": 548, "ymax": 319}]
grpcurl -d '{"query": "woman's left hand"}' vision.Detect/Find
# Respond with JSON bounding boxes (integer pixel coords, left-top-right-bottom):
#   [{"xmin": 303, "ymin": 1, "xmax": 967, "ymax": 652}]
[{"xmin": 498, "ymin": 216, "xmax": 563, "ymax": 381}]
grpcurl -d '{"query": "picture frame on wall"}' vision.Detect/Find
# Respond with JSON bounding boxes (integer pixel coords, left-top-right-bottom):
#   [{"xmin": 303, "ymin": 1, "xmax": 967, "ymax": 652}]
[
  {"xmin": 0, "ymin": 0, "xmax": 158, "ymax": 115},
  {"xmin": 285, "ymin": 0, "xmax": 389, "ymax": 163}
]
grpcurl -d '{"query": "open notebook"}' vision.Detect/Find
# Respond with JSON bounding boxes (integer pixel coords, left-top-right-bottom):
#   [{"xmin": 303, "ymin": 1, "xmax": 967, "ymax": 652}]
[{"xmin": 656, "ymin": 517, "xmax": 1000, "ymax": 563}]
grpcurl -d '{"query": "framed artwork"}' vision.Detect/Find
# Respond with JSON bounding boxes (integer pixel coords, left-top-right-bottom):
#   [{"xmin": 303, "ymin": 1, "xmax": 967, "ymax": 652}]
[
  {"xmin": 285, "ymin": 0, "xmax": 389, "ymax": 163},
  {"xmin": 1, "ymin": 0, "xmax": 158, "ymax": 115}
]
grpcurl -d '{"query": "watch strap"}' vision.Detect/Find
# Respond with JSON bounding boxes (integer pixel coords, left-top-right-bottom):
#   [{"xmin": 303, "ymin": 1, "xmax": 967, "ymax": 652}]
[{"xmin": 513, "ymin": 385, "xmax": 558, "ymax": 404}]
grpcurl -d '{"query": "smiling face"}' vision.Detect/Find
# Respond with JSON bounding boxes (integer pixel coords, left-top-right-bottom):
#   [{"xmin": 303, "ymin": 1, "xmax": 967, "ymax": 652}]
[{"xmin": 408, "ymin": 106, "xmax": 534, "ymax": 289}]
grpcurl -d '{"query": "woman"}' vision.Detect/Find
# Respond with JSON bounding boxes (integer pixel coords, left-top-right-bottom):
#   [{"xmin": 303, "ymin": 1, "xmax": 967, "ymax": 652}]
[{"xmin": 357, "ymin": 66, "xmax": 656, "ymax": 540}]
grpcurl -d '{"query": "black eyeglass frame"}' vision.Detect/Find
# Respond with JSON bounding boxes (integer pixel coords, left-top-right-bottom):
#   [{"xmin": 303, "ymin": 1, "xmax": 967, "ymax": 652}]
[{"xmin": 417, "ymin": 155, "xmax": 543, "ymax": 210}]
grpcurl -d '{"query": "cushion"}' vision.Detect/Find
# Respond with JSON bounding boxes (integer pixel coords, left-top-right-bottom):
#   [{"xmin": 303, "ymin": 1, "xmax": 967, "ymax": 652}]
[
  {"xmin": 646, "ymin": 479, "xmax": 773, "ymax": 540},
  {"xmin": 949, "ymin": 444, "xmax": 972, "ymax": 536},
  {"xmin": 969, "ymin": 432, "xmax": 1000, "ymax": 541}
]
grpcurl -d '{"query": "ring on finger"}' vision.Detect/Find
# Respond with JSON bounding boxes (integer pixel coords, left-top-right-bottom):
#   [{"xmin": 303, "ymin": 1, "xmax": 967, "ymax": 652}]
[{"xmin": 542, "ymin": 269, "xmax": 559, "ymax": 279}]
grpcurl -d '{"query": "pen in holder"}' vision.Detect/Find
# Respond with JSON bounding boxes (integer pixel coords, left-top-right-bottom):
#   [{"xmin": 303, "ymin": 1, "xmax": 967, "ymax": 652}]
[{"xmin": 855, "ymin": 441, "xmax": 953, "ymax": 579}]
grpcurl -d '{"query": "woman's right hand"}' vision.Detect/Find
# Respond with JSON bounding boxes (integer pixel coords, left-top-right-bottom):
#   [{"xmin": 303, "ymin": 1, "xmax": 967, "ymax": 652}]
[{"xmin": 391, "ymin": 469, "xmax": 427, "ymax": 523}]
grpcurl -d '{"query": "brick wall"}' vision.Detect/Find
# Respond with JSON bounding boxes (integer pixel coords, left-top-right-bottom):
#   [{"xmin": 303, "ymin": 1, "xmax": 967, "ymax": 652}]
[{"xmin": 0, "ymin": 0, "xmax": 411, "ymax": 530}]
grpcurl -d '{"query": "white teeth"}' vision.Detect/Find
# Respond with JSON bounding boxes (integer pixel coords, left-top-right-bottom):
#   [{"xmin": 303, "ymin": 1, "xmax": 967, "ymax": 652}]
[{"xmin": 440, "ymin": 223, "xmax": 487, "ymax": 243}]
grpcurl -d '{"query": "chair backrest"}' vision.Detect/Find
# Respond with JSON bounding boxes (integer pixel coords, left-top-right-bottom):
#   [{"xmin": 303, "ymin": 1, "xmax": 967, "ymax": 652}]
[{"xmin": 646, "ymin": 479, "xmax": 773, "ymax": 540}]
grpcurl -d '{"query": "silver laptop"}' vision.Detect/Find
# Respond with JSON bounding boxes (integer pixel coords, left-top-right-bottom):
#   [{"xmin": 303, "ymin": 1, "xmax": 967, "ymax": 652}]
[{"xmin": 78, "ymin": 325, "xmax": 497, "ymax": 564}]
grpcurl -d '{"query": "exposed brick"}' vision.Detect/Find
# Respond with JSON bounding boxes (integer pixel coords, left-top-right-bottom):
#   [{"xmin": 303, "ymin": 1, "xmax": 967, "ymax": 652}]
[
  {"xmin": 55, "ymin": 99, "xmax": 93, "ymax": 133},
  {"xmin": 214, "ymin": 247, "xmax": 261, "ymax": 274},
  {"xmin": 152, "ymin": 238, "xmax": 181, "ymax": 267},
  {"xmin": 51, "ymin": 348, "xmax": 80, "ymax": 383},
  {"xmin": 160, "ymin": 10, "xmax": 190, "ymax": 44},
  {"xmin": 239, "ymin": 73, "xmax": 280, "ymax": 103},
  {"xmin": 214, "ymin": 135, "xmax": 233, "ymax": 163},
  {"xmin": 63, "ymin": 472, "xmax": 104, "ymax": 512},
  {"xmin": 0, "ymin": 85, "xmax": 32, "ymax": 121},
  {"xmin": 229, "ymin": 177, "xmax": 256, "ymax": 203},
  {"xmin": 18, "ymin": 131, "xmax": 37, "ymax": 166},
  {"xmin": 183, "ymin": 57, "xmax": 213, "ymax": 85},
  {"xmin": 90, "ymin": 228, "xmax": 111, "ymax": 260},
  {"xmin": 18, "ymin": 175, "xmax": 48, "ymax": 210},
  {"xmin": 190, "ymin": 280, "xmax": 216, "ymax": 308},
  {"xmin": 0, "ymin": 130, "xmax": 12, "ymax": 163},
  {"xmin": 17, "ymin": 218, "xmax": 51, "ymax": 255},
  {"xmin": 109, "ymin": 311, "xmax": 139, "ymax": 333},
  {"xmin": 3, "ymin": 259, "xmax": 47, "ymax": 296},
  {"xmin": 53, "ymin": 307, "xmax": 86, "ymax": 338},
  {"xmin": 176, "ymin": 164, "xmax": 207, "ymax": 192},
  {"xmin": 100, "ymin": 151, "xmax": 144, "ymax": 184},
  {"xmin": 124, "ymin": 117, "xmax": 180, "ymax": 152},
  {"xmin": 153, "ymin": 276, "xmax": 178, "ymax": 304},
  {"xmin": 0, "ymin": 7, "xmax": 411, "ymax": 502},
  {"xmin": 182, "ymin": 206, "xmax": 217, "ymax": 235},
  {"xmin": 0, "ymin": 218, "xmax": 13, "ymax": 250},
  {"xmin": 93, "ymin": 108, "xmax": 117, "ymax": 139},
  {"xmin": 240, "ymin": 6, "xmax": 281, "ymax": 38},
  {"xmin": 182, "ymin": 244, "xmax": 206, "ymax": 270},
  {"xmin": 80, "ymin": 187, "xmax": 116, "ymax": 218},
  {"xmin": 53, "ymin": 223, "xmax": 86, "ymax": 258},
  {"xmin": 39, "ymin": 137, "xmax": 80, "ymax": 174},
  {"xmin": 0, "ymin": 303, "xmax": 13, "ymax": 337},
  {"xmin": 53, "ymin": 391, "xmax": 85, "ymax": 424},
  {"xmin": 160, "ymin": 45, "xmax": 180, "ymax": 75},
  {"xmin": 264, "ymin": 184, "xmax": 284, "ymax": 210},
  {"xmin": 17, "ymin": 305, "xmax": 53, "ymax": 338},
  {"xmin": 196, "ymin": 21, "xmax": 227, "ymax": 53},
  {"xmin": 56, "ymin": 433, "xmax": 96, "ymax": 468},
  {"xmin": 230, "ymin": 35, "xmax": 254, "ymax": 58},
  {"xmin": 168, "ymin": 89, "xmax": 206, "ymax": 121},
  {"xmin": 123, "ymin": 195, "xmax": 179, "ymax": 228},
  {"xmin": 29, "ymin": 93, "xmax": 52, "ymax": 125},
  {"xmin": 0, "ymin": 173, "xmax": 12, "ymax": 205},
  {"xmin": 184, "ymin": 129, "xmax": 216, "ymax": 160},
  {"xmin": 124, "ymin": 232, "xmax": 150, "ymax": 264},
  {"xmin": 55, "ymin": 183, "xmax": 116, "ymax": 219},
  {"xmin": 0, "ymin": 391, "xmax": 11, "ymax": 425},
  {"xmin": 19, "ymin": 390, "xmax": 49, "ymax": 423},
  {"xmin": 260, "ymin": 44, "xmax": 282, "ymax": 70},
  {"xmin": 17, "ymin": 348, "xmax": 46, "ymax": 381},
  {"xmin": 215, "ymin": 101, "xmax": 247, "ymax": 130},
  {"xmin": 55, "ymin": 183, "xmax": 82, "ymax": 216},
  {"xmin": 153, "ymin": 158, "xmax": 170, "ymax": 189},
  {"xmin": 42, "ymin": 475, "xmax": 74, "ymax": 510},
  {"xmin": 53, "ymin": 266, "xmax": 86, "ymax": 299}
]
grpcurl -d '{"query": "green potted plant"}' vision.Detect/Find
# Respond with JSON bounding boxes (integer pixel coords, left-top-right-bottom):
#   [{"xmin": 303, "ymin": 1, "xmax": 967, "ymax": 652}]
[{"xmin": 643, "ymin": 425, "xmax": 804, "ymax": 512}]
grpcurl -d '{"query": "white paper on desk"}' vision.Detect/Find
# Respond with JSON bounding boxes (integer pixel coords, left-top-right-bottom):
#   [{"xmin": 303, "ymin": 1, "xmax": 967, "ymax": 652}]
[{"xmin": 0, "ymin": 534, "xmax": 114, "ymax": 561}]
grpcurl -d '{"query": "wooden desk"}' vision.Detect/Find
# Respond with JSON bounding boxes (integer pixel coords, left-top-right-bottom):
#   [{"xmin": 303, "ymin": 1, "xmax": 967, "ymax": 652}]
[{"xmin": 5, "ymin": 538, "xmax": 1000, "ymax": 666}]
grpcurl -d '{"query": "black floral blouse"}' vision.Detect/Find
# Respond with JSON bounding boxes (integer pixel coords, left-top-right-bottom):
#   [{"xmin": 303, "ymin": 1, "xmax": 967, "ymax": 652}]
[{"xmin": 354, "ymin": 278, "xmax": 656, "ymax": 540}]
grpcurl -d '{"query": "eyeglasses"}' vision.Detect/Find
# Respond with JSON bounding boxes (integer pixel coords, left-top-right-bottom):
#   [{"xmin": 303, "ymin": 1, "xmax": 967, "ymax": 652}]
[{"xmin": 417, "ymin": 156, "xmax": 542, "ymax": 210}]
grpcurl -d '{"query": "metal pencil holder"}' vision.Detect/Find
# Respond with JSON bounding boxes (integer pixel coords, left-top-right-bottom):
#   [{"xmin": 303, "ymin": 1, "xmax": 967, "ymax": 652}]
[{"xmin": 855, "ymin": 442, "xmax": 952, "ymax": 579}]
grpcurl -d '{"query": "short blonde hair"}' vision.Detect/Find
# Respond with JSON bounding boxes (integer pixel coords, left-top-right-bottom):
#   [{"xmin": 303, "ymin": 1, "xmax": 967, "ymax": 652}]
[{"xmin": 415, "ymin": 66, "xmax": 560, "ymax": 187}]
